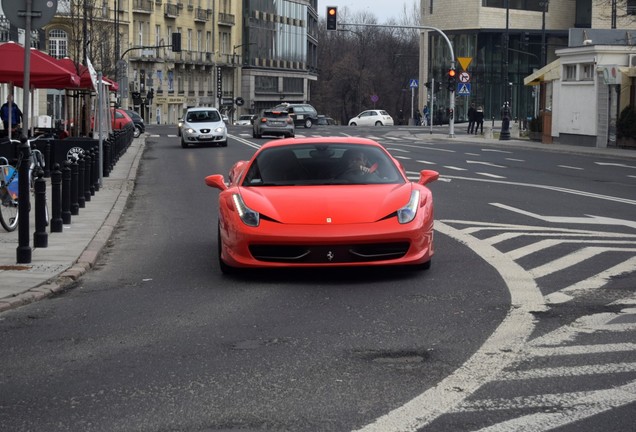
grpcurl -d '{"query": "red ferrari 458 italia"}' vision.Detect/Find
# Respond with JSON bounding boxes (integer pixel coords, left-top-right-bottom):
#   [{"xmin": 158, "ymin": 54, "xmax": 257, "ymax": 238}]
[{"xmin": 205, "ymin": 137, "xmax": 439, "ymax": 273}]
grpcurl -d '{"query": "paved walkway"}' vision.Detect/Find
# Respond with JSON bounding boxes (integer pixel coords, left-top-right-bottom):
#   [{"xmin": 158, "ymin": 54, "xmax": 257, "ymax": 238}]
[
  {"xmin": 0, "ymin": 130, "xmax": 634, "ymax": 313},
  {"xmin": 0, "ymin": 137, "xmax": 144, "ymax": 312}
]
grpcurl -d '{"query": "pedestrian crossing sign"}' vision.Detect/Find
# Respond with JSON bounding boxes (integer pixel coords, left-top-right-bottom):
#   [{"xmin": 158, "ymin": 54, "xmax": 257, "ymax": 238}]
[{"xmin": 457, "ymin": 83, "xmax": 471, "ymax": 96}]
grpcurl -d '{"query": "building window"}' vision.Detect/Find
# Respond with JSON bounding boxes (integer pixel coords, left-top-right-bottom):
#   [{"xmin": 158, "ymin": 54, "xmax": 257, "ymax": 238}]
[
  {"xmin": 48, "ymin": 29, "xmax": 68, "ymax": 58},
  {"xmin": 563, "ymin": 64, "xmax": 576, "ymax": 81},
  {"xmin": 482, "ymin": 0, "xmax": 546, "ymax": 12},
  {"xmin": 580, "ymin": 63, "xmax": 594, "ymax": 81},
  {"xmin": 255, "ymin": 75, "xmax": 278, "ymax": 93},
  {"xmin": 628, "ymin": 0, "xmax": 636, "ymax": 15}
]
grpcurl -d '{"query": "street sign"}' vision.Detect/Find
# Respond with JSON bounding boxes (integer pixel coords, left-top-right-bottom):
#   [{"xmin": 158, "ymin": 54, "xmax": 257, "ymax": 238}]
[
  {"xmin": 409, "ymin": 79, "xmax": 418, "ymax": 88},
  {"xmin": 457, "ymin": 57, "xmax": 473, "ymax": 71},
  {"xmin": 459, "ymin": 72, "xmax": 470, "ymax": 83},
  {"xmin": 2, "ymin": 0, "xmax": 57, "ymax": 29},
  {"xmin": 457, "ymin": 83, "xmax": 471, "ymax": 96}
]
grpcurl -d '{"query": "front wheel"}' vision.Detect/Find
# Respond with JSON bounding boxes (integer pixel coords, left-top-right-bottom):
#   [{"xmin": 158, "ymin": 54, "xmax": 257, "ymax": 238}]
[
  {"xmin": 217, "ymin": 223, "xmax": 235, "ymax": 275},
  {"xmin": 181, "ymin": 137, "xmax": 188, "ymax": 148},
  {"xmin": 375, "ymin": 121, "xmax": 383, "ymax": 126},
  {"xmin": 304, "ymin": 118, "xmax": 313, "ymax": 128},
  {"xmin": 133, "ymin": 125, "xmax": 142, "ymax": 138},
  {"xmin": 0, "ymin": 194, "xmax": 19, "ymax": 231},
  {"xmin": 349, "ymin": 122, "xmax": 357, "ymax": 126}
]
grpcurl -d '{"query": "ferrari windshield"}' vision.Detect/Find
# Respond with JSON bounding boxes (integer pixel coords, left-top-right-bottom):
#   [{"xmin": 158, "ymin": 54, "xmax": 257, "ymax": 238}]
[{"xmin": 242, "ymin": 144, "xmax": 405, "ymax": 186}]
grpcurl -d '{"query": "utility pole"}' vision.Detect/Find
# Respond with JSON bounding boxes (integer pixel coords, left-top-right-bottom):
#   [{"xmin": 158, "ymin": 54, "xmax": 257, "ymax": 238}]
[
  {"xmin": 541, "ymin": 0, "xmax": 549, "ymax": 67},
  {"xmin": 611, "ymin": 0, "xmax": 617, "ymax": 29},
  {"xmin": 500, "ymin": 0, "xmax": 511, "ymax": 140}
]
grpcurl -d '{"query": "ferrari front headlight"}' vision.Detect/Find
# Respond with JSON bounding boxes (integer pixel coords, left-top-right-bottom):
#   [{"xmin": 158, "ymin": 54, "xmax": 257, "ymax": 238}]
[
  {"xmin": 397, "ymin": 190, "xmax": 420, "ymax": 224},
  {"xmin": 232, "ymin": 194, "xmax": 260, "ymax": 227}
]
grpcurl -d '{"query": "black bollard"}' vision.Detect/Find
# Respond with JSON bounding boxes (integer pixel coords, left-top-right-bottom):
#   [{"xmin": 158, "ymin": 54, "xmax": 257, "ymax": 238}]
[
  {"xmin": 84, "ymin": 152, "xmax": 92, "ymax": 202},
  {"xmin": 93, "ymin": 148, "xmax": 100, "ymax": 192},
  {"xmin": 90, "ymin": 149, "xmax": 97, "ymax": 195},
  {"xmin": 43, "ymin": 139, "xmax": 51, "ymax": 177},
  {"xmin": 103, "ymin": 138, "xmax": 111, "ymax": 177},
  {"xmin": 78, "ymin": 154, "xmax": 85, "ymax": 208},
  {"xmin": 16, "ymin": 137, "xmax": 32, "ymax": 264},
  {"xmin": 33, "ymin": 169, "xmax": 48, "ymax": 248},
  {"xmin": 50, "ymin": 163, "xmax": 63, "ymax": 233},
  {"xmin": 70, "ymin": 157, "xmax": 79, "ymax": 216},
  {"xmin": 61, "ymin": 160, "xmax": 72, "ymax": 225}
]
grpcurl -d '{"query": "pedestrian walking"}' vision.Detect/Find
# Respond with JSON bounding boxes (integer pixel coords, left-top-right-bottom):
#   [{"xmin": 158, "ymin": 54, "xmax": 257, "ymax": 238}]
[
  {"xmin": 422, "ymin": 106, "xmax": 429, "ymax": 126},
  {"xmin": 474, "ymin": 105, "xmax": 484, "ymax": 134},
  {"xmin": 467, "ymin": 102, "xmax": 476, "ymax": 134}
]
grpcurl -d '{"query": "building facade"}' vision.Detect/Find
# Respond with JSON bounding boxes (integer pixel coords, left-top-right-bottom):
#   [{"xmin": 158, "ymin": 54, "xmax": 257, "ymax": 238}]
[
  {"xmin": 419, "ymin": 0, "xmax": 636, "ymax": 123},
  {"xmin": 1, "ymin": 0, "xmax": 317, "ymax": 127}
]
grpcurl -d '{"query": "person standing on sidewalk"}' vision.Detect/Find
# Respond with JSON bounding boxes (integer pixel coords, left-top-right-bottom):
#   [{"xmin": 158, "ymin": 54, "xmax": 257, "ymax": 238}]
[
  {"xmin": 467, "ymin": 102, "xmax": 476, "ymax": 134},
  {"xmin": 474, "ymin": 105, "xmax": 484, "ymax": 134},
  {"xmin": 1, "ymin": 94, "xmax": 23, "ymax": 135},
  {"xmin": 422, "ymin": 105, "xmax": 429, "ymax": 126}
]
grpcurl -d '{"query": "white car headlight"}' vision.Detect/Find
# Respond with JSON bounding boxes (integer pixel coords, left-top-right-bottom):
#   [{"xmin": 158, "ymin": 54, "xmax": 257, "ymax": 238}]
[
  {"xmin": 214, "ymin": 126, "xmax": 226, "ymax": 133},
  {"xmin": 186, "ymin": 128, "xmax": 195, "ymax": 134},
  {"xmin": 232, "ymin": 194, "xmax": 260, "ymax": 227},
  {"xmin": 397, "ymin": 190, "xmax": 420, "ymax": 224}
]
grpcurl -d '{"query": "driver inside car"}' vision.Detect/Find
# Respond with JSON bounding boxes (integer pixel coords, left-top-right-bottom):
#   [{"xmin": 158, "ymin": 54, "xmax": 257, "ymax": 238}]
[{"xmin": 344, "ymin": 150, "xmax": 378, "ymax": 175}]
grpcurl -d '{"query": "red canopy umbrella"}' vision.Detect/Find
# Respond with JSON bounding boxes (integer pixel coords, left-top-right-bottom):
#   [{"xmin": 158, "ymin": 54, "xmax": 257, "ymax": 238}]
[
  {"xmin": 57, "ymin": 57, "xmax": 119, "ymax": 92},
  {"xmin": 0, "ymin": 42, "xmax": 80, "ymax": 89}
]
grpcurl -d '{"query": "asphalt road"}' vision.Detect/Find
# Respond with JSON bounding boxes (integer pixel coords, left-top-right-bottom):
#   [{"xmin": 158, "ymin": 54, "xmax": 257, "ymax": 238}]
[{"xmin": 0, "ymin": 124, "xmax": 634, "ymax": 431}]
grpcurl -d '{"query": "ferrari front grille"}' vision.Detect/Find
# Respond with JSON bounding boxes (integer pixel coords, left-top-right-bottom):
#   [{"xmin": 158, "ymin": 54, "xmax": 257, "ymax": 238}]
[{"xmin": 249, "ymin": 243, "xmax": 409, "ymax": 264}]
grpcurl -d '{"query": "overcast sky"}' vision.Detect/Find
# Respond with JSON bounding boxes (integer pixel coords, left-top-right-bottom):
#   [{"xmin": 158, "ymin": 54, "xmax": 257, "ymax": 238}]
[{"xmin": 319, "ymin": 0, "xmax": 413, "ymax": 24}]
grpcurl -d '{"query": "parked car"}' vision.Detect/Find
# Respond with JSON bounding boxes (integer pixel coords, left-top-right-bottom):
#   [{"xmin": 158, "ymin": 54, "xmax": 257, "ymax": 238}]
[
  {"xmin": 316, "ymin": 115, "xmax": 336, "ymax": 126},
  {"xmin": 252, "ymin": 109, "xmax": 295, "ymax": 138},
  {"xmin": 180, "ymin": 107, "xmax": 227, "ymax": 148},
  {"xmin": 272, "ymin": 103, "xmax": 318, "ymax": 128},
  {"xmin": 204, "ymin": 137, "xmax": 439, "ymax": 273},
  {"xmin": 123, "ymin": 109, "xmax": 145, "ymax": 138},
  {"xmin": 234, "ymin": 114, "xmax": 254, "ymax": 126},
  {"xmin": 110, "ymin": 108, "xmax": 133, "ymax": 131},
  {"xmin": 348, "ymin": 110, "xmax": 394, "ymax": 126}
]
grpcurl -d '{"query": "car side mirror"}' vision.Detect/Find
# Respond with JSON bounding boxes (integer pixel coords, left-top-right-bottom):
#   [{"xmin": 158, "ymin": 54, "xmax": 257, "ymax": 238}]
[
  {"xmin": 205, "ymin": 174, "xmax": 227, "ymax": 191},
  {"xmin": 418, "ymin": 170, "xmax": 439, "ymax": 186}
]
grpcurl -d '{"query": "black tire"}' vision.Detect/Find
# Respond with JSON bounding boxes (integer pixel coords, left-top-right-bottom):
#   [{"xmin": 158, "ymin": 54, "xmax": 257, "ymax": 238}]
[
  {"xmin": 375, "ymin": 121, "xmax": 383, "ymax": 126},
  {"xmin": 0, "ymin": 198, "xmax": 18, "ymax": 231},
  {"xmin": 304, "ymin": 118, "xmax": 313, "ymax": 128},
  {"xmin": 133, "ymin": 125, "xmax": 142, "ymax": 138},
  {"xmin": 217, "ymin": 223, "xmax": 234, "ymax": 275},
  {"xmin": 220, "ymin": 140, "xmax": 228, "ymax": 147},
  {"xmin": 181, "ymin": 137, "xmax": 188, "ymax": 148},
  {"xmin": 349, "ymin": 122, "xmax": 357, "ymax": 126}
]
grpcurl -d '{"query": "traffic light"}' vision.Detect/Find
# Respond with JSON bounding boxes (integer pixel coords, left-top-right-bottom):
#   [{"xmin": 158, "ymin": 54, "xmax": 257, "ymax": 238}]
[
  {"xmin": 447, "ymin": 67, "xmax": 456, "ymax": 91},
  {"xmin": 171, "ymin": 32, "xmax": 181, "ymax": 52},
  {"xmin": 326, "ymin": 6, "xmax": 337, "ymax": 31},
  {"xmin": 424, "ymin": 81, "xmax": 431, "ymax": 90},
  {"xmin": 146, "ymin": 88, "xmax": 154, "ymax": 103}
]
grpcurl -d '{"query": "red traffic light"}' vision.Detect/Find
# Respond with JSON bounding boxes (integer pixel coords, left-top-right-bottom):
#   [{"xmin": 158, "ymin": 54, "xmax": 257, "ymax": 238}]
[{"xmin": 448, "ymin": 69, "xmax": 456, "ymax": 77}]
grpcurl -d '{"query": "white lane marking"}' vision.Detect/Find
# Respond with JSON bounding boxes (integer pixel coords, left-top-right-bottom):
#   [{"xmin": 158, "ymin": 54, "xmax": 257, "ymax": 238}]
[
  {"xmin": 528, "ymin": 343, "xmax": 636, "ymax": 356},
  {"xmin": 394, "ymin": 155, "xmax": 411, "ymax": 160},
  {"xmin": 445, "ymin": 175, "xmax": 636, "ymax": 205},
  {"xmin": 508, "ymin": 238, "xmax": 636, "ymax": 260},
  {"xmin": 416, "ymin": 160, "xmax": 437, "ymax": 165},
  {"xmin": 545, "ymin": 256, "xmax": 636, "ymax": 304},
  {"xmin": 465, "ymin": 152, "xmax": 481, "ymax": 156},
  {"xmin": 558, "ymin": 165, "xmax": 584, "ymax": 170},
  {"xmin": 596, "ymin": 162, "xmax": 636, "ymax": 169},
  {"xmin": 444, "ymin": 166, "xmax": 468, "ymax": 171},
  {"xmin": 629, "ymin": 175, "xmax": 636, "ymax": 179},
  {"xmin": 476, "ymin": 172, "xmax": 506, "ymax": 179},
  {"xmin": 386, "ymin": 147, "xmax": 410, "ymax": 152},
  {"xmin": 467, "ymin": 160, "xmax": 506, "ymax": 168},
  {"xmin": 354, "ymin": 221, "xmax": 545, "ymax": 432},
  {"xmin": 528, "ymin": 246, "xmax": 636, "ymax": 279},
  {"xmin": 482, "ymin": 149, "xmax": 512, "ymax": 153},
  {"xmin": 502, "ymin": 362, "xmax": 636, "ymax": 380},
  {"xmin": 506, "ymin": 158, "xmax": 525, "ymax": 162},
  {"xmin": 491, "ymin": 202, "xmax": 636, "ymax": 228}
]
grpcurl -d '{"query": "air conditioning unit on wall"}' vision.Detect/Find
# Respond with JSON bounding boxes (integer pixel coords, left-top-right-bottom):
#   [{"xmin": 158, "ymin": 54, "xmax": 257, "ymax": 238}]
[{"xmin": 629, "ymin": 54, "xmax": 636, "ymax": 67}]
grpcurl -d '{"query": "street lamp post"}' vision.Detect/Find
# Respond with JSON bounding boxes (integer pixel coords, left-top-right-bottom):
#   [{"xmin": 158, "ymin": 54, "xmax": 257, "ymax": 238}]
[
  {"xmin": 500, "ymin": 0, "xmax": 511, "ymax": 141},
  {"xmin": 541, "ymin": 0, "xmax": 549, "ymax": 67}
]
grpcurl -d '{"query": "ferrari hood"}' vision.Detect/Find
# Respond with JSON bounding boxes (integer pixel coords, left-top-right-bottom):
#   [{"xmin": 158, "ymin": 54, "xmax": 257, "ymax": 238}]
[{"xmin": 237, "ymin": 184, "xmax": 415, "ymax": 224}]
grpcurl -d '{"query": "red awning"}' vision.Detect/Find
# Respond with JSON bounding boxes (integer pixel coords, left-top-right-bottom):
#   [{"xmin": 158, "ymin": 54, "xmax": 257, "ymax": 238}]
[
  {"xmin": 0, "ymin": 42, "xmax": 80, "ymax": 89},
  {"xmin": 57, "ymin": 57, "xmax": 119, "ymax": 92}
]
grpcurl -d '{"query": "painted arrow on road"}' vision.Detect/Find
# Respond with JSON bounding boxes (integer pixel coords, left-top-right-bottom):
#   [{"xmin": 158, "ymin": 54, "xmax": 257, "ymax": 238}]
[{"xmin": 491, "ymin": 203, "xmax": 636, "ymax": 230}]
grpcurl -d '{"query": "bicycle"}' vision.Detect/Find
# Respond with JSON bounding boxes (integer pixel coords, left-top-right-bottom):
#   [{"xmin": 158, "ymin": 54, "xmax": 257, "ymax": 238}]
[{"xmin": 0, "ymin": 136, "xmax": 49, "ymax": 232}]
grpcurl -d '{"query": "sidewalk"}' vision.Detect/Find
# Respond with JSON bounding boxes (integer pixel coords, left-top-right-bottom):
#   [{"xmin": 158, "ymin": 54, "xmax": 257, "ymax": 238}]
[{"xmin": 0, "ymin": 137, "xmax": 145, "ymax": 312}]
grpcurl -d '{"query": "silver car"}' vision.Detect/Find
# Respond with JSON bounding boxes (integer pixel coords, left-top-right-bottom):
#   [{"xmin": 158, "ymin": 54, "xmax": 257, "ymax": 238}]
[
  {"xmin": 180, "ymin": 107, "xmax": 228, "ymax": 148},
  {"xmin": 252, "ymin": 110, "xmax": 295, "ymax": 138}
]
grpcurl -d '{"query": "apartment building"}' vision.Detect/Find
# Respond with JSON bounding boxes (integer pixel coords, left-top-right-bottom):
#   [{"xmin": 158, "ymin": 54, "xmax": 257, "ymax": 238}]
[
  {"xmin": 1, "ymin": 0, "xmax": 318, "ymax": 126},
  {"xmin": 419, "ymin": 0, "xmax": 636, "ymax": 123}
]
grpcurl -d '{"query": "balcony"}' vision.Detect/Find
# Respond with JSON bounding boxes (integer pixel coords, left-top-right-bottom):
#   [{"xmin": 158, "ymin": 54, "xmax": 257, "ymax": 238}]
[
  {"xmin": 132, "ymin": 0, "xmax": 154, "ymax": 13},
  {"xmin": 218, "ymin": 12, "xmax": 235, "ymax": 26},
  {"xmin": 164, "ymin": 3, "xmax": 179, "ymax": 18},
  {"xmin": 194, "ymin": 7, "xmax": 209, "ymax": 22}
]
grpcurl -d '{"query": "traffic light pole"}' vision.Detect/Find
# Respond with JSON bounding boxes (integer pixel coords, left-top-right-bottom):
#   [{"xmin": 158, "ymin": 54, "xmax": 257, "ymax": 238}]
[{"xmin": 340, "ymin": 22, "xmax": 456, "ymax": 137}]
